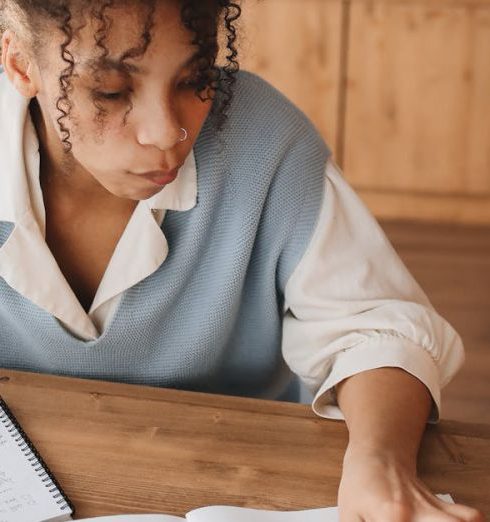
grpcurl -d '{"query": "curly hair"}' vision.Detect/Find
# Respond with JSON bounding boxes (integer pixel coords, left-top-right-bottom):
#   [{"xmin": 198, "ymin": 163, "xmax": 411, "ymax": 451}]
[{"xmin": 0, "ymin": 0, "xmax": 241, "ymax": 151}]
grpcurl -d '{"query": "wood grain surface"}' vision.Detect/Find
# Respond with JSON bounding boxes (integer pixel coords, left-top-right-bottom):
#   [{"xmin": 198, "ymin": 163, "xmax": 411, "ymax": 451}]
[{"xmin": 0, "ymin": 369, "xmax": 488, "ymax": 520}]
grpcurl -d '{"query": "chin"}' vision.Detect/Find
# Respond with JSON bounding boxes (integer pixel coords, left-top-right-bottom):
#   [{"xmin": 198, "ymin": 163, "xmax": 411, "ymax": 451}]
[
  {"xmin": 104, "ymin": 175, "xmax": 166, "ymax": 201},
  {"xmin": 120, "ymin": 185, "xmax": 163, "ymax": 201}
]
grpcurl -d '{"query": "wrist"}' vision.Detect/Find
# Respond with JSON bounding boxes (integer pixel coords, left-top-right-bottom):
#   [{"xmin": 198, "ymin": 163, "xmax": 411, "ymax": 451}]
[{"xmin": 343, "ymin": 442, "xmax": 418, "ymax": 475}]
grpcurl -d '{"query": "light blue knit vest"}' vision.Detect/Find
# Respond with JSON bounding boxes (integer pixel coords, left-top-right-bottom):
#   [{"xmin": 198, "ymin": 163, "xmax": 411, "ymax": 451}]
[{"xmin": 0, "ymin": 70, "xmax": 331, "ymax": 402}]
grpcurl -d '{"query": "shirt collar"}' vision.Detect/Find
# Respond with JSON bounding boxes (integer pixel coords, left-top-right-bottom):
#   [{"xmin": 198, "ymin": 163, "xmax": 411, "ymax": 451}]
[
  {"xmin": 0, "ymin": 71, "xmax": 198, "ymax": 225},
  {"xmin": 0, "ymin": 72, "xmax": 33, "ymax": 224}
]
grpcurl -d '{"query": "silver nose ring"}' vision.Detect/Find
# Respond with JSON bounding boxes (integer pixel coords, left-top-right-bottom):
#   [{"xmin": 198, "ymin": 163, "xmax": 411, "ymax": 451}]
[{"xmin": 179, "ymin": 127, "xmax": 188, "ymax": 142}]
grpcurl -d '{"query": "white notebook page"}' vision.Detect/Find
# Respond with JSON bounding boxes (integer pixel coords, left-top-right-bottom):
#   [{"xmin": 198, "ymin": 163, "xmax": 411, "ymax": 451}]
[
  {"xmin": 187, "ymin": 494, "xmax": 455, "ymax": 522},
  {"xmin": 188, "ymin": 506, "xmax": 336, "ymax": 522},
  {"xmin": 78, "ymin": 515, "xmax": 185, "ymax": 522}
]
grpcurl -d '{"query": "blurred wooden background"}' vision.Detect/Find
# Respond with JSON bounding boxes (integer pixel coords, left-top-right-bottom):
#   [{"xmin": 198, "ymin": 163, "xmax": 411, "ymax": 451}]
[
  {"xmin": 231, "ymin": 0, "xmax": 490, "ymax": 225},
  {"xmin": 224, "ymin": 0, "xmax": 490, "ymax": 424}
]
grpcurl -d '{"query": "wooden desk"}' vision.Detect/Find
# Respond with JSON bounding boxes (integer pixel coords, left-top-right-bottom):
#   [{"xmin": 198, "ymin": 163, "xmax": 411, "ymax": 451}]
[{"xmin": 0, "ymin": 369, "xmax": 489, "ymax": 520}]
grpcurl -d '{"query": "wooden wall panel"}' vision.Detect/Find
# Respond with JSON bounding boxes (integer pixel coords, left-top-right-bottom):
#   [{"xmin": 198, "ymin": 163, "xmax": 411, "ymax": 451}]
[
  {"xmin": 345, "ymin": 0, "xmax": 490, "ymax": 195},
  {"xmin": 358, "ymin": 191, "xmax": 490, "ymax": 223},
  {"xmin": 229, "ymin": 0, "xmax": 344, "ymax": 156},
  {"xmin": 344, "ymin": 0, "xmax": 490, "ymax": 222}
]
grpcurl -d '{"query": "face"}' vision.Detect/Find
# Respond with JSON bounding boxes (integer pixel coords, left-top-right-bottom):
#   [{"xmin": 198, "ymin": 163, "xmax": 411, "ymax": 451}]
[{"xmin": 8, "ymin": 0, "xmax": 215, "ymax": 200}]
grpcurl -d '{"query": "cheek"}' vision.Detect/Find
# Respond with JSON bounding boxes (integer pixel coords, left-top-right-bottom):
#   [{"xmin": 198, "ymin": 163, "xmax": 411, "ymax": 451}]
[
  {"xmin": 68, "ymin": 128, "xmax": 133, "ymax": 182},
  {"xmin": 187, "ymin": 97, "xmax": 214, "ymax": 133},
  {"xmin": 69, "ymin": 103, "xmax": 133, "ymax": 161},
  {"xmin": 70, "ymin": 97, "xmax": 125, "ymax": 140}
]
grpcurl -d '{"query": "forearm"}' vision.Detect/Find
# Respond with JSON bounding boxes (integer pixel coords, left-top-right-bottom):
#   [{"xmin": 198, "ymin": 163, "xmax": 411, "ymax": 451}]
[{"xmin": 335, "ymin": 366, "xmax": 433, "ymax": 471}]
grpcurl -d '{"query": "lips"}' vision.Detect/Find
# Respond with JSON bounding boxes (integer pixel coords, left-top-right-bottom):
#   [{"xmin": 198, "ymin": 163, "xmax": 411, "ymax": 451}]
[{"xmin": 137, "ymin": 166, "xmax": 180, "ymax": 186}]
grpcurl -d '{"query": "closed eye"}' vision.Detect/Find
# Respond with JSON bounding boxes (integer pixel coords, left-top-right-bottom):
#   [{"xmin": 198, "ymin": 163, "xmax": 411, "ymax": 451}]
[
  {"xmin": 179, "ymin": 76, "xmax": 207, "ymax": 90},
  {"xmin": 94, "ymin": 91, "xmax": 126, "ymax": 101}
]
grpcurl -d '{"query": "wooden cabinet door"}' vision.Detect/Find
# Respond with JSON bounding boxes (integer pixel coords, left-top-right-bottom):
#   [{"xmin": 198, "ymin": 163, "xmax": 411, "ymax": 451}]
[{"xmin": 344, "ymin": 0, "xmax": 490, "ymax": 223}]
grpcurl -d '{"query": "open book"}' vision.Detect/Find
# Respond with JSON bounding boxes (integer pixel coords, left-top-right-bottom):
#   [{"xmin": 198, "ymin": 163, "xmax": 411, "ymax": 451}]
[{"xmin": 79, "ymin": 495, "xmax": 455, "ymax": 522}]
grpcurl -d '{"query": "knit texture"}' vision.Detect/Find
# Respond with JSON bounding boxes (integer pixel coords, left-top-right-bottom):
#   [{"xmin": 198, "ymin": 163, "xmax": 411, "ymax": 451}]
[{"xmin": 0, "ymin": 70, "xmax": 331, "ymax": 401}]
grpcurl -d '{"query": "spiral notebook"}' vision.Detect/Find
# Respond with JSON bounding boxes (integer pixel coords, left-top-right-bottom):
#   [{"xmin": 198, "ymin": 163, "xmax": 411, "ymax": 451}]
[{"xmin": 0, "ymin": 397, "xmax": 74, "ymax": 522}]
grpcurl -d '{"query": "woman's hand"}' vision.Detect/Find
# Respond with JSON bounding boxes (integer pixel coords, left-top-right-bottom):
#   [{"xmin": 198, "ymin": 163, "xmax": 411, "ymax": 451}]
[{"xmin": 337, "ymin": 445, "xmax": 485, "ymax": 522}]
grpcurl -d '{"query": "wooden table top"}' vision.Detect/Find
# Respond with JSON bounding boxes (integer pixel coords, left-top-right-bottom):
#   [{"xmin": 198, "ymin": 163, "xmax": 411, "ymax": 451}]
[{"xmin": 0, "ymin": 369, "xmax": 489, "ymax": 520}]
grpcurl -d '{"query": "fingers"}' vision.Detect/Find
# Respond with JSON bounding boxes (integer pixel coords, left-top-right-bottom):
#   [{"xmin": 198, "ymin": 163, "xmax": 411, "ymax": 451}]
[
  {"xmin": 356, "ymin": 499, "xmax": 485, "ymax": 522},
  {"xmin": 436, "ymin": 501, "xmax": 486, "ymax": 522},
  {"xmin": 412, "ymin": 478, "xmax": 486, "ymax": 522}
]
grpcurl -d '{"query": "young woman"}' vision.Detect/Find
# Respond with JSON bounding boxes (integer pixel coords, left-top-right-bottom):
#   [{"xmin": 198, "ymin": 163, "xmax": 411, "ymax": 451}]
[{"xmin": 0, "ymin": 1, "xmax": 483, "ymax": 521}]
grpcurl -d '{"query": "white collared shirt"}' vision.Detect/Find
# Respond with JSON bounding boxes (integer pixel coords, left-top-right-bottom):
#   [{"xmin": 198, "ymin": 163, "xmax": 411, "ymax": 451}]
[{"xmin": 0, "ymin": 73, "xmax": 465, "ymax": 421}]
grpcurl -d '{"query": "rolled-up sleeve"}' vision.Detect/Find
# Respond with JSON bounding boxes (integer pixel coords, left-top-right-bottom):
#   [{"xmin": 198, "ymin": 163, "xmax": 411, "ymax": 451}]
[{"xmin": 282, "ymin": 157, "xmax": 465, "ymax": 423}]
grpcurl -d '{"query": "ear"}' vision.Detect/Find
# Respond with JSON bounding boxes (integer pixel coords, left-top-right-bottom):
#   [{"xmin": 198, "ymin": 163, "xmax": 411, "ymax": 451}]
[{"xmin": 1, "ymin": 30, "xmax": 38, "ymax": 98}]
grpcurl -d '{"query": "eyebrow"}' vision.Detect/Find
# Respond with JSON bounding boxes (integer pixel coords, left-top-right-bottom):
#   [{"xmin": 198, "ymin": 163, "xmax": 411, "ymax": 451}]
[{"xmin": 82, "ymin": 52, "xmax": 198, "ymax": 76}]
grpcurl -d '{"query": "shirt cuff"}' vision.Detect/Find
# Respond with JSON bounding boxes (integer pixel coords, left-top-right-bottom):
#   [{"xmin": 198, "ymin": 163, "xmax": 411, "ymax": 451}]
[{"xmin": 311, "ymin": 334, "xmax": 441, "ymax": 424}]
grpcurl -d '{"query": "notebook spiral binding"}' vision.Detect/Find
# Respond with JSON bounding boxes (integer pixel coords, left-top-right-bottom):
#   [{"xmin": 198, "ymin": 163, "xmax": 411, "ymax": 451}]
[{"xmin": 0, "ymin": 397, "xmax": 75, "ymax": 515}]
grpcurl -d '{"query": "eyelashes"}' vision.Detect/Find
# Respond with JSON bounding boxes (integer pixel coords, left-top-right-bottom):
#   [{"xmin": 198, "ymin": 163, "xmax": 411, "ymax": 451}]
[
  {"xmin": 93, "ymin": 91, "xmax": 128, "ymax": 101},
  {"xmin": 91, "ymin": 76, "xmax": 207, "ymax": 103},
  {"xmin": 178, "ymin": 75, "xmax": 209, "ymax": 91}
]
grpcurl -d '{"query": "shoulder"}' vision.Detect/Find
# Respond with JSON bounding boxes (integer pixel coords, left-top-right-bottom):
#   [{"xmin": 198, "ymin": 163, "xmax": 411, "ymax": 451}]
[
  {"xmin": 223, "ymin": 69, "xmax": 331, "ymax": 158},
  {"xmin": 231, "ymin": 69, "xmax": 301, "ymax": 120}
]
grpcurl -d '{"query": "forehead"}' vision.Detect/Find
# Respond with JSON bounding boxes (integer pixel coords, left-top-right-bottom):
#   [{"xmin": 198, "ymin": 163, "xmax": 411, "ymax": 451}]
[{"xmin": 72, "ymin": 1, "xmax": 196, "ymax": 71}]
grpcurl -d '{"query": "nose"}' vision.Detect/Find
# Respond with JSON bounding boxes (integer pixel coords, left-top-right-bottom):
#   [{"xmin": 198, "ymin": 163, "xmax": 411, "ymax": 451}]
[{"xmin": 135, "ymin": 96, "xmax": 184, "ymax": 151}]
